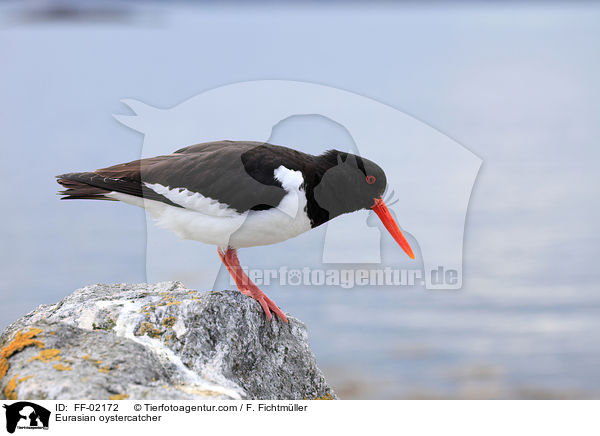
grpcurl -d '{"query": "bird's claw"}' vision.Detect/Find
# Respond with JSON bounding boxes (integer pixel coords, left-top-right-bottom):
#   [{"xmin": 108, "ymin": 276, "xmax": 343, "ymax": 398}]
[
  {"xmin": 218, "ymin": 246, "xmax": 288, "ymax": 323},
  {"xmin": 241, "ymin": 287, "xmax": 288, "ymax": 323}
]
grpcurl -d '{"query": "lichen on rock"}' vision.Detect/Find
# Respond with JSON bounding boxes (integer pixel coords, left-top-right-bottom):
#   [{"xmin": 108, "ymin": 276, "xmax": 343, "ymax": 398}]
[{"xmin": 0, "ymin": 282, "xmax": 336, "ymax": 400}]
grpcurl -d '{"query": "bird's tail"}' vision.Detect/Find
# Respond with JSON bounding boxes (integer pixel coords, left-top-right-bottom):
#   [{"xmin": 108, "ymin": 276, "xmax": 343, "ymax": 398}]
[{"xmin": 56, "ymin": 172, "xmax": 116, "ymax": 201}]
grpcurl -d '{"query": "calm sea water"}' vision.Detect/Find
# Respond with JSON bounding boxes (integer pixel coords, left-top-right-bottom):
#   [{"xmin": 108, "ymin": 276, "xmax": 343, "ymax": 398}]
[{"xmin": 1, "ymin": 2, "xmax": 599, "ymax": 398}]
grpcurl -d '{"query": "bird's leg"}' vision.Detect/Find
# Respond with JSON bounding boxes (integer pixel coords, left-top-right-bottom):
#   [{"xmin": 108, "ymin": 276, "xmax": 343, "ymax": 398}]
[{"xmin": 217, "ymin": 247, "xmax": 288, "ymax": 323}]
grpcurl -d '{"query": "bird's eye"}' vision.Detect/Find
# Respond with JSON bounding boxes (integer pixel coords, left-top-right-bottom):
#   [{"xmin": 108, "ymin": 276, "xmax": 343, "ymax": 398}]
[{"xmin": 366, "ymin": 175, "xmax": 376, "ymax": 184}]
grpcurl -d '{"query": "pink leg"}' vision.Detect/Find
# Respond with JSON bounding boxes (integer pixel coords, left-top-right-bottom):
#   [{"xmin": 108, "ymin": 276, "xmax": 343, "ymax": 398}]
[{"xmin": 217, "ymin": 247, "xmax": 288, "ymax": 323}]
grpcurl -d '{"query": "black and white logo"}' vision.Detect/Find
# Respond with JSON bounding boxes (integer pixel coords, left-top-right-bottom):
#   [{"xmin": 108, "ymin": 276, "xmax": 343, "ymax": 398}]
[{"xmin": 2, "ymin": 402, "xmax": 50, "ymax": 433}]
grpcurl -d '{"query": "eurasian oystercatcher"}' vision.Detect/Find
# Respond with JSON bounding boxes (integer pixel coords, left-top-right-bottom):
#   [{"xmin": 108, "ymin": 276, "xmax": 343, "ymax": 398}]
[{"xmin": 57, "ymin": 140, "xmax": 415, "ymax": 322}]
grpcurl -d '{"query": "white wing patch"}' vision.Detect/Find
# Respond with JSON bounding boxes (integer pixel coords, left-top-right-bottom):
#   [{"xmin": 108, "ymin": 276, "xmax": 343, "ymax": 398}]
[
  {"xmin": 144, "ymin": 182, "xmax": 238, "ymax": 217},
  {"xmin": 273, "ymin": 165, "xmax": 304, "ymax": 218}
]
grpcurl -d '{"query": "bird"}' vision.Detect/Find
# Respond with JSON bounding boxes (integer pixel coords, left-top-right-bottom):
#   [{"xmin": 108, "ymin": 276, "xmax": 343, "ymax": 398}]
[{"xmin": 57, "ymin": 140, "xmax": 415, "ymax": 323}]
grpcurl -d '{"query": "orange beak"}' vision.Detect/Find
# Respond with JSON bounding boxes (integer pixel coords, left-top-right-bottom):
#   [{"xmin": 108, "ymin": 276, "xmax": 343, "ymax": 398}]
[{"xmin": 371, "ymin": 198, "xmax": 415, "ymax": 259}]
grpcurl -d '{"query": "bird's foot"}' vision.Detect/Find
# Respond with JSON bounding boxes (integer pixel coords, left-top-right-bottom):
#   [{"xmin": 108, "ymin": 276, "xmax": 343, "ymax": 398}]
[
  {"xmin": 238, "ymin": 285, "xmax": 288, "ymax": 323},
  {"xmin": 217, "ymin": 246, "xmax": 288, "ymax": 323}
]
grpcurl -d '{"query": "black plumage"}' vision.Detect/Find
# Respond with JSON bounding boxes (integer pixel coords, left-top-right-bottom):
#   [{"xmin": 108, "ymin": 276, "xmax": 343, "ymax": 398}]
[{"xmin": 57, "ymin": 140, "xmax": 387, "ymax": 228}]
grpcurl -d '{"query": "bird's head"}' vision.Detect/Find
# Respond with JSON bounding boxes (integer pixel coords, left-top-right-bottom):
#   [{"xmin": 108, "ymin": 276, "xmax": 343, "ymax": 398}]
[{"xmin": 313, "ymin": 150, "xmax": 415, "ymax": 259}]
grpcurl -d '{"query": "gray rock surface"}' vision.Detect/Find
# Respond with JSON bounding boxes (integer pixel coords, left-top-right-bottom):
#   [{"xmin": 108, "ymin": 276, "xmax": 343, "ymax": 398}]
[{"xmin": 0, "ymin": 282, "xmax": 336, "ymax": 400}]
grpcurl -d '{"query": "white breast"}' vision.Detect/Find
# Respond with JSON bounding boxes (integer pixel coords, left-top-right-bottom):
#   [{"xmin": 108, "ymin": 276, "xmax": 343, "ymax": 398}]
[{"xmin": 106, "ymin": 165, "xmax": 312, "ymax": 249}]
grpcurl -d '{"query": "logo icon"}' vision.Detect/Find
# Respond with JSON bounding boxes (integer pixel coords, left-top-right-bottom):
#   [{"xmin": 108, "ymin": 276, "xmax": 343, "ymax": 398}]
[{"xmin": 2, "ymin": 402, "xmax": 50, "ymax": 433}]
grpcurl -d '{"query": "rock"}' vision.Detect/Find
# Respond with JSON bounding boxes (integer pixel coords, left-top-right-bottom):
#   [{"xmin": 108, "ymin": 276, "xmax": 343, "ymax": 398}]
[{"xmin": 0, "ymin": 282, "xmax": 336, "ymax": 400}]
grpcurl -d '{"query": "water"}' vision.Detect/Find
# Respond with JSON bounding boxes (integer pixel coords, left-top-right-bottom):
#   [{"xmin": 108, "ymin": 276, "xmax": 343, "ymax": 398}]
[{"xmin": 1, "ymin": 2, "xmax": 599, "ymax": 398}]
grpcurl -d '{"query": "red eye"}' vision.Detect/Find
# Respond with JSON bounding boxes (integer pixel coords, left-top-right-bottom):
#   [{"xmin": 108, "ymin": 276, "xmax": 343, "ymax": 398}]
[{"xmin": 366, "ymin": 175, "xmax": 376, "ymax": 184}]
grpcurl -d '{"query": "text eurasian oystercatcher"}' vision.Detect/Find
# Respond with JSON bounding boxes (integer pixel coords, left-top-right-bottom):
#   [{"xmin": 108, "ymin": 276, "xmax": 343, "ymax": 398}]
[{"xmin": 57, "ymin": 140, "xmax": 415, "ymax": 322}]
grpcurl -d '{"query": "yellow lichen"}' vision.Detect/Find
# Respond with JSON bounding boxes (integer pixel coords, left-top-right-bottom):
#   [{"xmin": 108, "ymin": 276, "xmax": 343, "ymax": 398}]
[
  {"xmin": 98, "ymin": 366, "xmax": 110, "ymax": 373},
  {"xmin": 53, "ymin": 363, "xmax": 72, "ymax": 371},
  {"xmin": 0, "ymin": 328, "xmax": 44, "ymax": 381},
  {"xmin": 0, "ymin": 328, "xmax": 44, "ymax": 359},
  {"xmin": 162, "ymin": 317, "xmax": 177, "ymax": 328},
  {"xmin": 28, "ymin": 349, "xmax": 61, "ymax": 363},
  {"xmin": 307, "ymin": 393, "xmax": 334, "ymax": 400},
  {"xmin": 4, "ymin": 374, "xmax": 19, "ymax": 400},
  {"xmin": 139, "ymin": 292, "xmax": 187, "ymax": 313},
  {"xmin": 139, "ymin": 305, "xmax": 152, "ymax": 313},
  {"xmin": 0, "ymin": 360, "xmax": 8, "ymax": 381},
  {"xmin": 109, "ymin": 394, "xmax": 129, "ymax": 400},
  {"xmin": 3, "ymin": 374, "xmax": 34, "ymax": 401},
  {"xmin": 137, "ymin": 322, "xmax": 163, "ymax": 338},
  {"xmin": 82, "ymin": 354, "xmax": 91, "ymax": 360}
]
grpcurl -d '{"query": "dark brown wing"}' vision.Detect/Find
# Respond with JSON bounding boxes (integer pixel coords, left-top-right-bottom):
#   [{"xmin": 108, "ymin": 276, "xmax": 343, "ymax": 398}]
[{"xmin": 58, "ymin": 140, "xmax": 314, "ymax": 213}]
